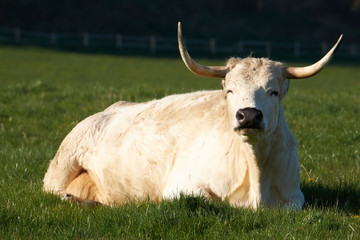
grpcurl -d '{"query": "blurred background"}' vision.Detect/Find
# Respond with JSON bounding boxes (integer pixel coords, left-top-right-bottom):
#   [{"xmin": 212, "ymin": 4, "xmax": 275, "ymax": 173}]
[{"xmin": 0, "ymin": 0, "xmax": 359, "ymax": 57}]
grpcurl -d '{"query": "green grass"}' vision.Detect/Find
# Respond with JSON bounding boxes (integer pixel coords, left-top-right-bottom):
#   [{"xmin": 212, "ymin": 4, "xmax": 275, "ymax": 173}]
[{"xmin": 0, "ymin": 46, "xmax": 359, "ymax": 239}]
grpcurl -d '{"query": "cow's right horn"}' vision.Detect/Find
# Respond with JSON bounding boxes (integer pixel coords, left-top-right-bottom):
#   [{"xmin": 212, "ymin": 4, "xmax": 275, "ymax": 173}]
[
  {"xmin": 284, "ymin": 34, "xmax": 343, "ymax": 79},
  {"xmin": 178, "ymin": 22, "xmax": 229, "ymax": 78}
]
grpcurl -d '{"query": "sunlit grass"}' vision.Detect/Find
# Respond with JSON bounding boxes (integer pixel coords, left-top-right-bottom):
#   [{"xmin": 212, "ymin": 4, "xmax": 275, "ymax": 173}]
[{"xmin": 0, "ymin": 46, "xmax": 359, "ymax": 238}]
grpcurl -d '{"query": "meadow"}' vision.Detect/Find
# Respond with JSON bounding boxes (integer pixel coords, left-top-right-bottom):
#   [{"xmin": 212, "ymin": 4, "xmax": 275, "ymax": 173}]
[{"xmin": 0, "ymin": 46, "xmax": 359, "ymax": 239}]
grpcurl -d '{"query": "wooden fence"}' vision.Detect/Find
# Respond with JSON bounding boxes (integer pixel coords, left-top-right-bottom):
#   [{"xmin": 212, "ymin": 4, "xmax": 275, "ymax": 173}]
[{"xmin": 0, "ymin": 27, "xmax": 358, "ymax": 57}]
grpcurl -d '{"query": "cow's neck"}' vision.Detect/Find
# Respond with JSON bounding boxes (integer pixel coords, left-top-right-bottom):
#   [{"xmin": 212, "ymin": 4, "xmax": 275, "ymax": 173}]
[{"xmin": 229, "ymin": 133, "xmax": 273, "ymax": 208}]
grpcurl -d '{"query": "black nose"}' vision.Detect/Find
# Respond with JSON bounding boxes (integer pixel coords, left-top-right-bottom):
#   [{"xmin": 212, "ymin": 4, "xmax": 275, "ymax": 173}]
[{"xmin": 236, "ymin": 108, "xmax": 263, "ymax": 128}]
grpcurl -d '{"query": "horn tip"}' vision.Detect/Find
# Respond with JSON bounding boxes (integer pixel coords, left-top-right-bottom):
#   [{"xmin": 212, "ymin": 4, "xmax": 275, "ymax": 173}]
[
  {"xmin": 177, "ymin": 22, "xmax": 183, "ymax": 41},
  {"xmin": 338, "ymin": 34, "xmax": 343, "ymax": 43},
  {"xmin": 178, "ymin": 22, "xmax": 182, "ymax": 34},
  {"xmin": 334, "ymin": 34, "xmax": 343, "ymax": 52}
]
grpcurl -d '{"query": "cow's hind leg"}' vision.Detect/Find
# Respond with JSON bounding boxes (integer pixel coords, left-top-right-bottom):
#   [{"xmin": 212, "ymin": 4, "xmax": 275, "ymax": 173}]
[
  {"xmin": 43, "ymin": 151, "xmax": 82, "ymax": 195},
  {"xmin": 63, "ymin": 170, "xmax": 107, "ymax": 206}
]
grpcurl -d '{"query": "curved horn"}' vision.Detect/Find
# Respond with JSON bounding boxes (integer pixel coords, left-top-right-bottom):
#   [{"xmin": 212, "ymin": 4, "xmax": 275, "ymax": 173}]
[
  {"xmin": 284, "ymin": 34, "xmax": 343, "ymax": 79},
  {"xmin": 178, "ymin": 22, "xmax": 229, "ymax": 78}
]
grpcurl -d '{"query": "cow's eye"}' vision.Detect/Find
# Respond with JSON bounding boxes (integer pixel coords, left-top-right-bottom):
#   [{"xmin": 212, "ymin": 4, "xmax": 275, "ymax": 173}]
[
  {"xmin": 271, "ymin": 91, "xmax": 279, "ymax": 97},
  {"xmin": 226, "ymin": 90, "xmax": 233, "ymax": 94}
]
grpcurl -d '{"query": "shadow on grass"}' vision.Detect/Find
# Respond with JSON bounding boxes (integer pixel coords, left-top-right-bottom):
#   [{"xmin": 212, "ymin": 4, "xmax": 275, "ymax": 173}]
[
  {"xmin": 178, "ymin": 184, "xmax": 360, "ymax": 214},
  {"xmin": 302, "ymin": 181, "xmax": 360, "ymax": 213}
]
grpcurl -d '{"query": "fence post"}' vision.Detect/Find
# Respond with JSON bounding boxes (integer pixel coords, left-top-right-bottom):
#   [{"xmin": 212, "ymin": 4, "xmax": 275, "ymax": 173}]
[
  {"xmin": 321, "ymin": 41, "xmax": 327, "ymax": 55},
  {"xmin": 350, "ymin": 43, "xmax": 357, "ymax": 57},
  {"xmin": 210, "ymin": 38, "xmax": 216, "ymax": 55},
  {"xmin": 14, "ymin": 28, "xmax": 21, "ymax": 43},
  {"xmin": 266, "ymin": 41, "xmax": 271, "ymax": 57},
  {"xmin": 116, "ymin": 34, "xmax": 122, "ymax": 49},
  {"xmin": 294, "ymin": 41, "xmax": 300, "ymax": 57},
  {"xmin": 150, "ymin": 35, "xmax": 156, "ymax": 53},
  {"xmin": 83, "ymin": 32, "xmax": 89, "ymax": 47},
  {"xmin": 237, "ymin": 41, "xmax": 243, "ymax": 53},
  {"xmin": 50, "ymin": 32, "xmax": 57, "ymax": 45}
]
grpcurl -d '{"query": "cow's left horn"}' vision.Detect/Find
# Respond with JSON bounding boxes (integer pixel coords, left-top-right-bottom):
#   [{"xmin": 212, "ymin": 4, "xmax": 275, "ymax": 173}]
[
  {"xmin": 178, "ymin": 22, "xmax": 229, "ymax": 78},
  {"xmin": 284, "ymin": 34, "xmax": 343, "ymax": 79}
]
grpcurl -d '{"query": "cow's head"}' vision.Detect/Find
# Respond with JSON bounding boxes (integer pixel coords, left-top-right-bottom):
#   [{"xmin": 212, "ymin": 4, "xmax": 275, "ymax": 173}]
[{"xmin": 178, "ymin": 22, "xmax": 342, "ymax": 142}]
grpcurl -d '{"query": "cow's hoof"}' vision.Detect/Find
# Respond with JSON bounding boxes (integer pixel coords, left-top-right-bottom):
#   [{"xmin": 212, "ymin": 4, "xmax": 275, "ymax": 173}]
[
  {"xmin": 61, "ymin": 193, "xmax": 75, "ymax": 201},
  {"xmin": 60, "ymin": 193, "xmax": 103, "ymax": 208},
  {"xmin": 81, "ymin": 200, "xmax": 104, "ymax": 208}
]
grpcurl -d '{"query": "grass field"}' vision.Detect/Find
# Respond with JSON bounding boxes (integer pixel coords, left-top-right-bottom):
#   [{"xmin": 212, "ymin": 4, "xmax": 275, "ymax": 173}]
[{"xmin": 0, "ymin": 46, "xmax": 359, "ymax": 239}]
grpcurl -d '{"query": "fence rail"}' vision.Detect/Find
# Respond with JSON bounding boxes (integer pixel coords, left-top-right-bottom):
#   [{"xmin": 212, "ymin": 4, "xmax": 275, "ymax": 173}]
[{"xmin": 0, "ymin": 27, "xmax": 358, "ymax": 57}]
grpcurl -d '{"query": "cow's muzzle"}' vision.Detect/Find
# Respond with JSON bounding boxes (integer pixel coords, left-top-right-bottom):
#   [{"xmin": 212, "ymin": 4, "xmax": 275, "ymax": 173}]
[{"xmin": 236, "ymin": 108, "xmax": 263, "ymax": 129}]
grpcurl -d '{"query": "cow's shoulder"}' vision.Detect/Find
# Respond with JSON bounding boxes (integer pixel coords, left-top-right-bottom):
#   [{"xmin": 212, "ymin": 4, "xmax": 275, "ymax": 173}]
[{"xmin": 104, "ymin": 101, "xmax": 139, "ymax": 112}]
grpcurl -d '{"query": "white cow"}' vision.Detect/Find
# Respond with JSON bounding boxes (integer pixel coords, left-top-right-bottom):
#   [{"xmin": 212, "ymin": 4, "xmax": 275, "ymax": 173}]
[{"xmin": 43, "ymin": 23, "xmax": 342, "ymax": 209}]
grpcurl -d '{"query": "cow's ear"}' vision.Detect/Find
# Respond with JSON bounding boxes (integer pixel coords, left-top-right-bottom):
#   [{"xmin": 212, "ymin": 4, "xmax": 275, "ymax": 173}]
[
  {"xmin": 281, "ymin": 79, "xmax": 290, "ymax": 98},
  {"xmin": 221, "ymin": 79, "xmax": 226, "ymax": 90},
  {"xmin": 286, "ymin": 80, "xmax": 290, "ymax": 92}
]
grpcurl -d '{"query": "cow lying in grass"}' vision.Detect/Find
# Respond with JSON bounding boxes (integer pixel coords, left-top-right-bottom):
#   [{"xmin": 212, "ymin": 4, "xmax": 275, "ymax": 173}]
[{"xmin": 44, "ymin": 22, "xmax": 342, "ymax": 209}]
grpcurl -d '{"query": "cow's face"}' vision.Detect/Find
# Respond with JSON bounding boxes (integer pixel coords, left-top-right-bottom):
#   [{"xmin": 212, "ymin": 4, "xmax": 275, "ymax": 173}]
[{"xmin": 222, "ymin": 58, "xmax": 289, "ymax": 141}]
